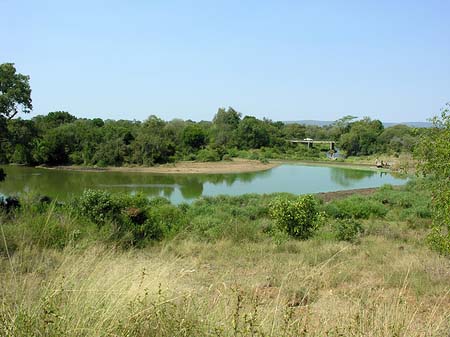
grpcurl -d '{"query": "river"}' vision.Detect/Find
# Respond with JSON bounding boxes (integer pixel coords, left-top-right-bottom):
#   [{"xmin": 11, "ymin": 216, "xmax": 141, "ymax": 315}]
[{"xmin": 0, "ymin": 164, "xmax": 407, "ymax": 203}]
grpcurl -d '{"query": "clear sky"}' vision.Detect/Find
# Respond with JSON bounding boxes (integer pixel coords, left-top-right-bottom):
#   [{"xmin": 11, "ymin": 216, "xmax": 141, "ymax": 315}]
[{"xmin": 2, "ymin": 0, "xmax": 449, "ymax": 122}]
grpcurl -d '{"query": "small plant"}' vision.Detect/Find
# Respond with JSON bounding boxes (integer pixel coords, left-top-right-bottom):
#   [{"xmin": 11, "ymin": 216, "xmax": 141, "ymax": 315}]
[
  {"xmin": 196, "ymin": 148, "xmax": 220, "ymax": 162},
  {"xmin": 335, "ymin": 218, "xmax": 364, "ymax": 242},
  {"xmin": 426, "ymin": 227, "xmax": 450, "ymax": 255},
  {"xmin": 324, "ymin": 195, "xmax": 388, "ymax": 219},
  {"xmin": 77, "ymin": 189, "xmax": 120, "ymax": 225},
  {"xmin": 269, "ymin": 194, "xmax": 320, "ymax": 239}
]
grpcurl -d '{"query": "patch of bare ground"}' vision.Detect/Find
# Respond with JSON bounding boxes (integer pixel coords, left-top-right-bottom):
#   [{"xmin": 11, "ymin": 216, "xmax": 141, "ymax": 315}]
[{"xmin": 39, "ymin": 158, "xmax": 278, "ymax": 174}]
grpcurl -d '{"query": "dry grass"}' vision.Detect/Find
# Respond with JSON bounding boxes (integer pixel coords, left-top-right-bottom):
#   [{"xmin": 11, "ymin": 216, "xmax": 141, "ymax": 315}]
[{"xmin": 1, "ymin": 233, "xmax": 449, "ymax": 336}]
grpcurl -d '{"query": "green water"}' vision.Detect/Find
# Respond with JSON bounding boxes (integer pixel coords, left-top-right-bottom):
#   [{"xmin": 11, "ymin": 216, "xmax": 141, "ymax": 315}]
[{"xmin": 0, "ymin": 164, "xmax": 407, "ymax": 203}]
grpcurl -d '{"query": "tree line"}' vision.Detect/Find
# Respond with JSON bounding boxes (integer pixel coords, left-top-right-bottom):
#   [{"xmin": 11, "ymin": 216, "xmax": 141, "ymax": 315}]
[
  {"xmin": 0, "ymin": 108, "xmax": 425, "ymax": 167},
  {"xmin": 0, "ymin": 62, "xmax": 424, "ymax": 167}
]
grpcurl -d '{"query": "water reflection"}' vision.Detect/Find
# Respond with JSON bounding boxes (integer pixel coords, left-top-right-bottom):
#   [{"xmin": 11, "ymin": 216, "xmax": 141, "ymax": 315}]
[
  {"xmin": 0, "ymin": 166, "xmax": 266, "ymax": 201},
  {"xmin": 0, "ymin": 164, "xmax": 407, "ymax": 203},
  {"xmin": 329, "ymin": 167, "xmax": 376, "ymax": 187}
]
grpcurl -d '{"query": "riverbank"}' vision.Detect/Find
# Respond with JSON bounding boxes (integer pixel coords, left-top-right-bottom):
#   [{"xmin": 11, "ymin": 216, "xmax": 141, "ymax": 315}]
[
  {"xmin": 36, "ymin": 157, "xmax": 398, "ymax": 175},
  {"xmin": 1, "ymin": 178, "xmax": 447, "ymax": 336},
  {"xmin": 316, "ymin": 186, "xmax": 403, "ymax": 202},
  {"xmin": 38, "ymin": 158, "xmax": 279, "ymax": 174}
]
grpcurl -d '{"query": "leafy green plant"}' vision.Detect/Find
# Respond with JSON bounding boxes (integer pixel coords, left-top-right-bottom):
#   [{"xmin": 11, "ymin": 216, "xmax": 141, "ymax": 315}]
[
  {"xmin": 416, "ymin": 105, "xmax": 450, "ymax": 255},
  {"xmin": 335, "ymin": 219, "xmax": 363, "ymax": 242},
  {"xmin": 269, "ymin": 194, "xmax": 320, "ymax": 239},
  {"xmin": 196, "ymin": 148, "xmax": 221, "ymax": 162},
  {"xmin": 77, "ymin": 189, "xmax": 120, "ymax": 226},
  {"xmin": 324, "ymin": 195, "xmax": 387, "ymax": 219}
]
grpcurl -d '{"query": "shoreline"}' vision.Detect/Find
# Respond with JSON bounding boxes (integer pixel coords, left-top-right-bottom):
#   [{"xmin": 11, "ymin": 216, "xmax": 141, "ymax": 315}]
[
  {"xmin": 315, "ymin": 186, "xmax": 401, "ymax": 202},
  {"xmin": 32, "ymin": 158, "xmax": 398, "ymax": 175},
  {"xmin": 36, "ymin": 159, "xmax": 279, "ymax": 175}
]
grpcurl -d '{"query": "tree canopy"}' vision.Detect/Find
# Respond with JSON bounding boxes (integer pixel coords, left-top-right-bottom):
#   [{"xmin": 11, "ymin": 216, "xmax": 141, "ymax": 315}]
[
  {"xmin": 416, "ymin": 103, "xmax": 450, "ymax": 254},
  {"xmin": 0, "ymin": 63, "xmax": 32, "ymax": 120}
]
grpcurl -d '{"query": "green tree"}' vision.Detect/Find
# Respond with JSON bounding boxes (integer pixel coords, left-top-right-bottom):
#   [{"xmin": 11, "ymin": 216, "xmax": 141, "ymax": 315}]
[
  {"xmin": 211, "ymin": 107, "xmax": 241, "ymax": 147},
  {"xmin": 182, "ymin": 124, "xmax": 207, "ymax": 150},
  {"xmin": 0, "ymin": 63, "xmax": 32, "ymax": 120},
  {"xmin": 377, "ymin": 124, "xmax": 419, "ymax": 154},
  {"xmin": 236, "ymin": 116, "xmax": 270, "ymax": 149},
  {"xmin": 340, "ymin": 117, "xmax": 384, "ymax": 156},
  {"xmin": 5, "ymin": 118, "xmax": 38, "ymax": 164},
  {"xmin": 132, "ymin": 116, "xmax": 175, "ymax": 165},
  {"xmin": 416, "ymin": 104, "xmax": 450, "ymax": 254},
  {"xmin": 330, "ymin": 115, "xmax": 357, "ymax": 140}
]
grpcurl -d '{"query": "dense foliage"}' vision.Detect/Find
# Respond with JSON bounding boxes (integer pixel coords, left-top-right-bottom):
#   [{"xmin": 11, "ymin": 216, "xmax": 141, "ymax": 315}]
[
  {"xmin": 0, "ymin": 109, "xmax": 425, "ymax": 167},
  {"xmin": 0, "ymin": 178, "xmax": 433, "ymax": 253},
  {"xmin": 0, "ymin": 63, "xmax": 32, "ymax": 120},
  {"xmin": 269, "ymin": 194, "xmax": 320, "ymax": 239},
  {"xmin": 416, "ymin": 104, "xmax": 450, "ymax": 254},
  {"xmin": 0, "ymin": 179, "xmax": 445, "ymax": 337},
  {"xmin": 0, "ymin": 63, "xmax": 425, "ymax": 166}
]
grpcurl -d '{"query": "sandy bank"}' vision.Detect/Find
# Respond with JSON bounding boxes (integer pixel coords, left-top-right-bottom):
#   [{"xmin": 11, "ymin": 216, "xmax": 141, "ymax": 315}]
[{"xmin": 40, "ymin": 159, "xmax": 279, "ymax": 174}]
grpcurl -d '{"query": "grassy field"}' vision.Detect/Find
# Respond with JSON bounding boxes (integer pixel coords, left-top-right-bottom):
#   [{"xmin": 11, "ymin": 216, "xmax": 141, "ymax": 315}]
[{"xmin": 1, "ymin": 179, "xmax": 449, "ymax": 336}]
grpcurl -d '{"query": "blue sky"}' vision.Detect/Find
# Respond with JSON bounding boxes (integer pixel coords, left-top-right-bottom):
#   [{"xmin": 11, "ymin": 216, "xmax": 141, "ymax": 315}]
[{"xmin": 2, "ymin": 0, "xmax": 449, "ymax": 122}]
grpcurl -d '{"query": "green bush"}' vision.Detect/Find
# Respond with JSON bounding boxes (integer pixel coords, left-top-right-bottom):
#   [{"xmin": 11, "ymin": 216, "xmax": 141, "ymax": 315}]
[
  {"xmin": 335, "ymin": 219, "xmax": 363, "ymax": 242},
  {"xmin": 269, "ymin": 194, "xmax": 320, "ymax": 239},
  {"xmin": 196, "ymin": 148, "xmax": 220, "ymax": 162},
  {"xmin": 148, "ymin": 204, "xmax": 185, "ymax": 237},
  {"xmin": 427, "ymin": 227, "xmax": 450, "ymax": 255},
  {"xmin": 77, "ymin": 189, "xmax": 120, "ymax": 226},
  {"xmin": 324, "ymin": 195, "xmax": 388, "ymax": 219}
]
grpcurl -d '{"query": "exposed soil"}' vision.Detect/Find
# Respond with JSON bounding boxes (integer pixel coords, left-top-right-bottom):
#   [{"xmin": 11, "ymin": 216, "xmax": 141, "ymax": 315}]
[
  {"xmin": 40, "ymin": 159, "xmax": 278, "ymax": 174},
  {"xmin": 316, "ymin": 186, "xmax": 401, "ymax": 202}
]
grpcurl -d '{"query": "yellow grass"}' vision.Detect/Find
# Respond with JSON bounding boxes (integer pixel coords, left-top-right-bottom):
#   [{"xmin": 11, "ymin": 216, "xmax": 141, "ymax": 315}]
[{"xmin": 1, "ymin": 233, "xmax": 449, "ymax": 336}]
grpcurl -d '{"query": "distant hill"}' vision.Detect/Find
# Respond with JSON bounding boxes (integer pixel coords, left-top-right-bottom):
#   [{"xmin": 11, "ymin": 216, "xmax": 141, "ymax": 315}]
[{"xmin": 285, "ymin": 120, "xmax": 432, "ymax": 128}]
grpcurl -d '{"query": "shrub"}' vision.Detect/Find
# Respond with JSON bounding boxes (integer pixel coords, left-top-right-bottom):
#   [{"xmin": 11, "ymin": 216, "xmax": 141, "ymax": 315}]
[
  {"xmin": 222, "ymin": 154, "xmax": 232, "ymax": 161},
  {"xmin": 269, "ymin": 194, "xmax": 320, "ymax": 239},
  {"xmin": 77, "ymin": 189, "xmax": 121, "ymax": 226},
  {"xmin": 427, "ymin": 227, "xmax": 450, "ymax": 255},
  {"xmin": 196, "ymin": 148, "xmax": 220, "ymax": 162},
  {"xmin": 148, "ymin": 204, "xmax": 185, "ymax": 237},
  {"xmin": 335, "ymin": 219, "xmax": 363, "ymax": 242},
  {"xmin": 324, "ymin": 195, "xmax": 388, "ymax": 219}
]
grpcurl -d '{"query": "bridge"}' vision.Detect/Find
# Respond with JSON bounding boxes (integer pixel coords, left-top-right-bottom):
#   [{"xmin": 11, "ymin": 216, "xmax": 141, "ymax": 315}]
[{"xmin": 289, "ymin": 139, "xmax": 336, "ymax": 150}]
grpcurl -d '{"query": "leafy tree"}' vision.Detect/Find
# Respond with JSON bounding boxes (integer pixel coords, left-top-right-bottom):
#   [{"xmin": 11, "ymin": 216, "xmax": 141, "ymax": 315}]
[
  {"xmin": 340, "ymin": 117, "xmax": 384, "ymax": 156},
  {"xmin": 236, "ymin": 116, "xmax": 270, "ymax": 149},
  {"xmin": 283, "ymin": 123, "xmax": 307, "ymax": 140},
  {"xmin": 211, "ymin": 107, "xmax": 241, "ymax": 147},
  {"xmin": 0, "ymin": 63, "xmax": 32, "ymax": 120},
  {"xmin": 34, "ymin": 125, "xmax": 79, "ymax": 164},
  {"xmin": 182, "ymin": 124, "xmax": 207, "ymax": 150},
  {"xmin": 416, "ymin": 104, "xmax": 450, "ymax": 254},
  {"xmin": 330, "ymin": 115, "xmax": 357, "ymax": 140},
  {"xmin": 33, "ymin": 111, "xmax": 77, "ymax": 131},
  {"xmin": 5, "ymin": 118, "xmax": 38, "ymax": 164},
  {"xmin": 132, "ymin": 116, "xmax": 175, "ymax": 165}
]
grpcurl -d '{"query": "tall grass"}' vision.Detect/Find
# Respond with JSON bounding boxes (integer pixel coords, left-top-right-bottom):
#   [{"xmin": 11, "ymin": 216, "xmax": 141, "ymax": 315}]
[
  {"xmin": 0, "ymin": 178, "xmax": 448, "ymax": 336},
  {"xmin": 1, "ymin": 240, "xmax": 449, "ymax": 336}
]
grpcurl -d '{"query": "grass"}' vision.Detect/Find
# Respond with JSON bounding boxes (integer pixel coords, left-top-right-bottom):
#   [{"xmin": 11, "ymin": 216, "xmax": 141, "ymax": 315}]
[{"xmin": 0, "ymin": 178, "xmax": 449, "ymax": 336}]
